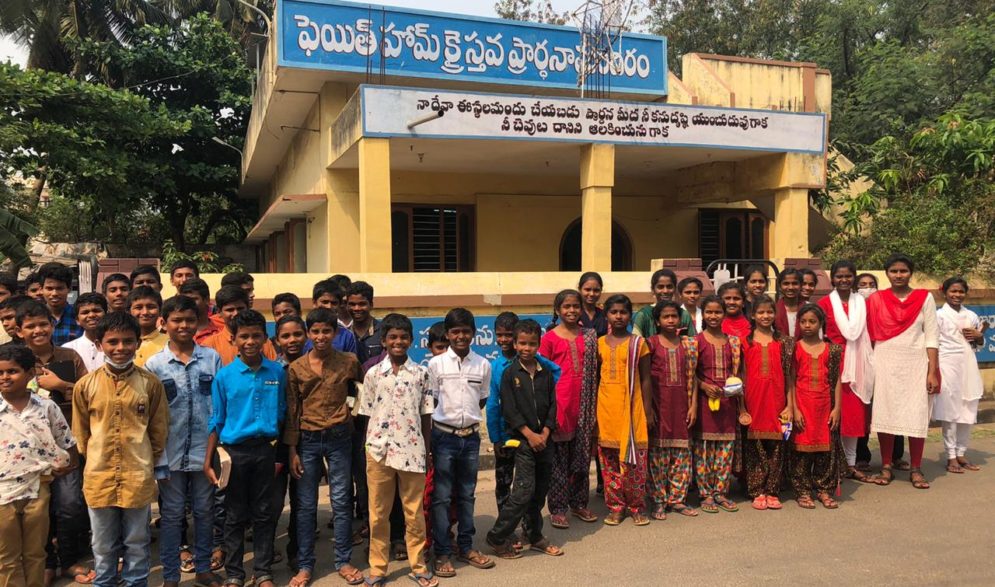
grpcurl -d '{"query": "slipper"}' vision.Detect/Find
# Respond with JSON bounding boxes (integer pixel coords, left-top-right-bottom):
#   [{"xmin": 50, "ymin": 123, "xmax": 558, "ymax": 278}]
[
  {"xmin": 631, "ymin": 512, "xmax": 650, "ymax": 526},
  {"xmin": 210, "ymin": 549, "xmax": 225, "ymax": 572},
  {"xmin": 796, "ymin": 495, "xmax": 816, "ymax": 509},
  {"xmin": 407, "ymin": 572, "xmax": 440, "ymax": 587},
  {"xmin": 668, "ymin": 503, "xmax": 699, "ymax": 517},
  {"xmin": 603, "ymin": 511, "xmax": 624, "ymax": 525},
  {"xmin": 765, "ymin": 496, "xmax": 783, "ymax": 510},
  {"xmin": 651, "ymin": 504, "xmax": 667, "ymax": 520},
  {"xmin": 180, "ymin": 547, "xmax": 196, "ymax": 574},
  {"xmin": 433, "ymin": 556, "xmax": 456, "ymax": 578},
  {"xmin": 338, "ymin": 565, "xmax": 365, "ymax": 585},
  {"xmin": 871, "ymin": 465, "xmax": 894, "ymax": 486},
  {"xmin": 550, "ymin": 514, "xmax": 569, "ymax": 529},
  {"xmin": 947, "ymin": 463, "xmax": 965, "ymax": 474},
  {"xmin": 910, "ymin": 468, "xmax": 930, "ymax": 490},
  {"xmin": 893, "ymin": 459, "xmax": 911, "ymax": 471},
  {"xmin": 363, "ymin": 577, "xmax": 386, "ymax": 586},
  {"xmin": 62, "ymin": 565, "xmax": 96, "ymax": 585},
  {"xmin": 699, "ymin": 498, "xmax": 719, "ymax": 514},
  {"xmin": 957, "ymin": 458, "xmax": 981, "ymax": 471},
  {"xmin": 715, "ymin": 496, "xmax": 738, "ymax": 512},
  {"xmin": 288, "ymin": 570, "xmax": 312, "ymax": 587},
  {"xmin": 486, "ymin": 537, "xmax": 522, "ymax": 559},
  {"xmin": 457, "ymin": 549, "xmax": 495, "ymax": 569},
  {"xmin": 570, "ymin": 508, "xmax": 598, "ymax": 523},
  {"xmin": 816, "ymin": 492, "xmax": 839, "ymax": 509},
  {"xmin": 529, "ymin": 538, "xmax": 564, "ymax": 556},
  {"xmin": 751, "ymin": 496, "xmax": 768, "ymax": 510}
]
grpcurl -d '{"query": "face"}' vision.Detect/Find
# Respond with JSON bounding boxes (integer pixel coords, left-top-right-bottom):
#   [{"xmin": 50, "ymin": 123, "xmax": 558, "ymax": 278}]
[
  {"xmin": 0, "ymin": 285, "xmax": 11, "ymax": 303},
  {"xmin": 680, "ymin": 283, "xmax": 701, "ymax": 307},
  {"xmin": 346, "ymin": 294, "xmax": 372, "ymax": 323},
  {"xmin": 99, "ymin": 327, "xmax": 139, "ymax": 365},
  {"xmin": 18, "ymin": 315, "xmax": 53, "ymax": 348},
  {"xmin": 383, "ymin": 328, "xmax": 412, "ymax": 360},
  {"xmin": 656, "ymin": 307, "xmax": 681, "ymax": 335},
  {"xmin": 132, "ymin": 274, "xmax": 161, "ymax": 291},
  {"xmin": 886, "ymin": 262, "xmax": 912, "ymax": 288},
  {"xmin": 800, "ymin": 274, "xmax": 818, "ymax": 299},
  {"xmin": 276, "ymin": 322, "xmax": 307, "ymax": 356},
  {"xmin": 0, "ymin": 309, "xmax": 16, "ymax": 336},
  {"xmin": 780, "ymin": 275, "xmax": 800, "ymax": 300},
  {"xmin": 0, "ymin": 360, "xmax": 32, "ymax": 394},
  {"xmin": 233, "ymin": 325, "xmax": 267, "ymax": 359},
  {"xmin": 26, "ymin": 282, "xmax": 43, "ymax": 301},
  {"xmin": 446, "ymin": 325, "xmax": 474, "ymax": 355},
  {"xmin": 272, "ymin": 302, "xmax": 298, "ymax": 320},
  {"xmin": 514, "ymin": 331, "xmax": 540, "ymax": 361},
  {"xmin": 240, "ymin": 283, "xmax": 255, "ymax": 307},
  {"xmin": 652, "ymin": 277, "xmax": 676, "ymax": 302},
  {"xmin": 797, "ymin": 312, "xmax": 822, "ymax": 338},
  {"xmin": 129, "ymin": 298, "xmax": 160, "ymax": 331},
  {"xmin": 753, "ymin": 303, "xmax": 775, "ymax": 329},
  {"xmin": 557, "ymin": 295, "xmax": 581, "ymax": 326},
  {"xmin": 181, "ymin": 292, "xmax": 208, "ymax": 316},
  {"xmin": 104, "ymin": 280, "xmax": 130, "ymax": 311},
  {"xmin": 77, "ymin": 303, "xmax": 106, "ymax": 332},
  {"xmin": 606, "ymin": 303, "xmax": 631, "ymax": 331},
  {"xmin": 703, "ymin": 302, "xmax": 725, "ymax": 329},
  {"xmin": 219, "ymin": 301, "xmax": 248, "ymax": 327},
  {"xmin": 314, "ymin": 293, "xmax": 340, "ymax": 311},
  {"xmin": 832, "ymin": 268, "xmax": 855, "ymax": 293},
  {"xmin": 721, "ymin": 289, "xmax": 743, "ymax": 316},
  {"xmin": 429, "ymin": 340, "xmax": 449, "ymax": 356},
  {"xmin": 307, "ymin": 321, "xmax": 336, "ymax": 352},
  {"xmin": 42, "ymin": 278, "xmax": 69, "ymax": 308},
  {"xmin": 746, "ymin": 272, "xmax": 767, "ymax": 297},
  {"xmin": 495, "ymin": 326, "xmax": 515, "ymax": 353},
  {"xmin": 580, "ymin": 279, "xmax": 602, "ymax": 306},
  {"xmin": 944, "ymin": 282, "xmax": 967, "ymax": 308},
  {"xmin": 171, "ymin": 268, "xmax": 196, "ymax": 288},
  {"xmin": 164, "ymin": 309, "xmax": 198, "ymax": 344},
  {"xmin": 856, "ymin": 276, "xmax": 877, "ymax": 291}
]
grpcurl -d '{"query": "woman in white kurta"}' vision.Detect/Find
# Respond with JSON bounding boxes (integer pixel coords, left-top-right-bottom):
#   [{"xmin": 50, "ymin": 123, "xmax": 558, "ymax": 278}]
[
  {"xmin": 867, "ymin": 254, "xmax": 939, "ymax": 489},
  {"xmin": 934, "ymin": 277, "xmax": 986, "ymax": 473}
]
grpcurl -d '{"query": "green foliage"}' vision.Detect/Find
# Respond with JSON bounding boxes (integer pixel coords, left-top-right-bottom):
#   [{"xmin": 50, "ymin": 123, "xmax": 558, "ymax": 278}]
[
  {"xmin": 161, "ymin": 239, "xmax": 243, "ymax": 274},
  {"xmin": 494, "ymin": 1, "xmax": 567, "ymax": 25},
  {"xmin": 0, "ymin": 183, "xmax": 39, "ymax": 269}
]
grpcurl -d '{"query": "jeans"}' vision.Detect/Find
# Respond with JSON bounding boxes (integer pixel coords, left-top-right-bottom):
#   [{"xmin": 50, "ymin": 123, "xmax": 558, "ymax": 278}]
[
  {"xmin": 487, "ymin": 444, "xmax": 551, "ymax": 545},
  {"xmin": 88, "ymin": 506, "xmax": 151, "ymax": 587},
  {"xmin": 223, "ymin": 441, "xmax": 277, "ymax": 583},
  {"xmin": 430, "ymin": 428, "xmax": 481, "ymax": 556},
  {"xmin": 297, "ymin": 424, "xmax": 353, "ymax": 571},
  {"xmin": 158, "ymin": 471, "xmax": 215, "ymax": 582},
  {"xmin": 45, "ymin": 466, "xmax": 86, "ymax": 570}
]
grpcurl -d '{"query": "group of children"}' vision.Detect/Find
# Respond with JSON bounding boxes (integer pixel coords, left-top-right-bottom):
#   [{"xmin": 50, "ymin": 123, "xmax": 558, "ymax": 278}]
[{"xmin": 0, "ymin": 254, "xmax": 986, "ymax": 586}]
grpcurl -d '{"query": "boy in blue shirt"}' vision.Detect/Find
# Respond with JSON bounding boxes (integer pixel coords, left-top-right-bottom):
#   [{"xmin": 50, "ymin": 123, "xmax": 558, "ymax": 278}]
[{"xmin": 204, "ymin": 310, "xmax": 286, "ymax": 587}]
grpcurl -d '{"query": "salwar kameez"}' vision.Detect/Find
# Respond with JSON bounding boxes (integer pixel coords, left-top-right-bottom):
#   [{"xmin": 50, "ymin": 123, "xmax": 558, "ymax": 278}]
[
  {"xmin": 599, "ymin": 447, "xmax": 648, "ymax": 514},
  {"xmin": 743, "ymin": 336, "xmax": 791, "ymax": 498},
  {"xmin": 934, "ymin": 304, "xmax": 984, "ymax": 460},
  {"xmin": 693, "ymin": 333, "xmax": 741, "ymax": 498},
  {"xmin": 646, "ymin": 335, "xmax": 698, "ymax": 507},
  {"xmin": 789, "ymin": 343, "xmax": 845, "ymax": 498}
]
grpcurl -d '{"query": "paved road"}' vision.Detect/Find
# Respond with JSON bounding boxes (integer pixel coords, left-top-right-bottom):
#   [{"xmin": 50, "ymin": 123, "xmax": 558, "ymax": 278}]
[{"xmin": 66, "ymin": 431, "xmax": 995, "ymax": 586}]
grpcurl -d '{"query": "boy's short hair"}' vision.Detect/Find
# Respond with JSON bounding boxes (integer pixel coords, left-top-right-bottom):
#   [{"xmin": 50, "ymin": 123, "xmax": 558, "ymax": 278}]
[
  {"xmin": 231, "ymin": 309, "xmax": 267, "ymax": 335},
  {"xmin": 305, "ymin": 308, "xmax": 339, "ymax": 331},
  {"xmin": 276, "ymin": 315, "xmax": 306, "ymax": 334},
  {"xmin": 126, "ymin": 286, "xmax": 163, "ymax": 309},
  {"xmin": 272, "ymin": 292, "xmax": 302, "ymax": 314},
  {"xmin": 74, "ymin": 292, "xmax": 108, "ymax": 318},
  {"xmin": 346, "ymin": 281, "xmax": 374, "ymax": 304},
  {"xmin": 178, "ymin": 278, "xmax": 210, "ymax": 300},
  {"xmin": 15, "ymin": 300, "xmax": 52, "ymax": 326},
  {"xmin": 129, "ymin": 265, "xmax": 161, "ymax": 286},
  {"xmin": 221, "ymin": 271, "xmax": 254, "ymax": 288},
  {"xmin": 0, "ymin": 273, "xmax": 18, "ymax": 294},
  {"xmin": 513, "ymin": 318, "xmax": 542, "ymax": 340},
  {"xmin": 0, "ymin": 344, "xmax": 36, "ymax": 371},
  {"xmin": 312, "ymin": 278, "xmax": 343, "ymax": 302},
  {"xmin": 23, "ymin": 272, "xmax": 42, "ymax": 289},
  {"xmin": 427, "ymin": 321, "xmax": 447, "ymax": 346},
  {"xmin": 650, "ymin": 268, "xmax": 677, "ymax": 288},
  {"xmin": 38, "ymin": 263, "xmax": 73, "ymax": 288},
  {"xmin": 0, "ymin": 294, "xmax": 31, "ymax": 313},
  {"xmin": 170, "ymin": 259, "xmax": 199, "ymax": 278},
  {"xmin": 101, "ymin": 273, "xmax": 130, "ymax": 292},
  {"xmin": 329, "ymin": 274, "xmax": 351, "ymax": 291},
  {"xmin": 160, "ymin": 295, "xmax": 199, "ymax": 320},
  {"xmin": 444, "ymin": 307, "xmax": 475, "ymax": 332},
  {"xmin": 494, "ymin": 311, "xmax": 519, "ymax": 331},
  {"xmin": 94, "ymin": 311, "xmax": 141, "ymax": 342},
  {"xmin": 215, "ymin": 285, "xmax": 249, "ymax": 309},
  {"xmin": 380, "ymin": 313, "xmax": 412, "ymax": 338}
]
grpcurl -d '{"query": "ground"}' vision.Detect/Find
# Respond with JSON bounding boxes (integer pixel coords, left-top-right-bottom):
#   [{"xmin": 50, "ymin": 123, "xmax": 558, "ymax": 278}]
[{"xmin": 59, "ymin": 427, "xmax": 995, "ymax": 586}]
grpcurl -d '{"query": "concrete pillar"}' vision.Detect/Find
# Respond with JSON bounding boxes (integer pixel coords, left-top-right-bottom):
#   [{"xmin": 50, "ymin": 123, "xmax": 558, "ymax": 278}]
[
  {"xmin": 579, "ymin": 144, "xmax": 614, "ymax": 271},
  {"xmin": 358, "ymin": 138, "xmax": 392, "ymax": 272},
  {"xmin": 769, "ymin": 187, "xmax": 810, "ymax": 258}
]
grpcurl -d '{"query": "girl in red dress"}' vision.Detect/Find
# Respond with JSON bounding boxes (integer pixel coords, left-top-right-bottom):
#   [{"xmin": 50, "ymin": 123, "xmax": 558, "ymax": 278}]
[
  {"xmin": 790, "ymin": 304, "xmax": 845, "ymax": 509},
  {"xmin": 718, "ymin": 282, "xmax": 751, "ymax": 340},
  {"xmin": 742, "ymin": 295, "xmax": 793, "ymax": 511},
  {"xmin": 774, "ymin": 269, "xmax": 803, "ymax": 338}
]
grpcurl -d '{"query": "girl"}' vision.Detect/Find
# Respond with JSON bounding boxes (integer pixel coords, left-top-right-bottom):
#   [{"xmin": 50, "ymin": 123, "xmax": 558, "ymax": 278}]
[
  {"xmin": 678, "ymin": 277, "xmax": 703, "ymax": 335},
  {"xmin": 799, "ymin": 269, "xmax": 819, "ymax": 303},
  {"xmin": 633, "ymin": 269, "xmax": 692, "ymax": 337},
  {"xmin": 540, "ymin": 290, "xmax": 599, "ymax": 529},
  {"xmin": 774, "ymin": 269, "xmax": 803, "ymax": 338},
  {"xmin": 577, "ymin": 272, "xmax": 608, "ymax": 337},
  {"xmin": 646, "ymin": 301, "xmax": 699, "ymax": 520},
  {"xmin": 855, "ymin": 273, "xmax": 878, "ymax": 298},
  {"xmin": 790, "ymin": 304, "xmax": 845, "ymax": 509},
  {"xmin": 934, "ymin": 277, "xmax": 986, "ymax": 473},
  {"xmin": 718, "ymin": 282, "xmax": 751, "ymax": 340},
  {"xmin": 693, "ymin": 295, "xmax": 745, "ymax": 513},
  {"xmin": 597, "ymin": 294, "xmax": 652, "ymax": 526},
  {"xmin": 274, "ymin": 315, "xmax": 307, "ymax": 365},
  {"xmin": 817, "ymin": 261, "xmax": 875, "ymax": 483},
  {"xmin": 741, "ymin": 295, "xmax": 792, "ymax": 510},
  {"xmin": 867, "ymin": 254, "xmax": 939, "ymax": 489},
  {"xmin": 743, "ymin": 265, "xmax": 769, "ymax": 315}
]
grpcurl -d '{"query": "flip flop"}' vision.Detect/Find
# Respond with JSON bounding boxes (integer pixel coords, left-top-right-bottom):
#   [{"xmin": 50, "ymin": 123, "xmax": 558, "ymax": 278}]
[
  {"xmin": 796, "ymin": 495, "xmax": 816, "ymax": 509},
  {"xmin": 751, "ymin": 496, "xmax": 768, "ymax": 510},
  {"xmin": 529, "ymin": 538, "xmax": 564, "ymax": 556},
  {"xmin": 765, "ymin": 496, "xmax": 783, "ymax": 510},
  {"xmin": 457, "ymin": 549, "xmax": 496, "ymax": 569},
  {"xmin": 699, "ymin": 498, "xmax": 719, "ymax": 514},
  {"xmin": 407, "ymin": 572, "xmax": 440, "ymax": 587},
  {"xmin": 715, "ymin": 496, "xmax": 739, "ymax": 512},
  {"xmin": 433, "ymin": 556, "xmax": 456, "ymax": 578},
  {"xmin": 947, "ymin": 463, "xmax": 965, "ymax": 474},
  {"xmin": 570, "ymin": 508, "xmax": 598, "ymax": 523},
  {"xmin": 486, "ymin": 537, "xmax": 523, "ymax": 560},
  {"xmin": 668, "ymin": 503, "xmax": 699, "ymax": 517}
]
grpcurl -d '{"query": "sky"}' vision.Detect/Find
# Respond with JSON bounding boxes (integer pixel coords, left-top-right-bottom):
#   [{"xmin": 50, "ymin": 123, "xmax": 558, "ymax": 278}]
[{"xmin": 0, "ymin": 0, "xmax": 594, "ymax": 66}]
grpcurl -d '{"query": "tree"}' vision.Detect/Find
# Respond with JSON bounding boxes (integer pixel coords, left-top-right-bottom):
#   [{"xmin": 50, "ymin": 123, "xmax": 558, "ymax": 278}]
[
  {"xmin": 0, "ymin": 184, "xmax": 39, "ymax": 269},
  {"xmin": 494, "ymin": 0, "xmax": 567, "ymax": 25}
]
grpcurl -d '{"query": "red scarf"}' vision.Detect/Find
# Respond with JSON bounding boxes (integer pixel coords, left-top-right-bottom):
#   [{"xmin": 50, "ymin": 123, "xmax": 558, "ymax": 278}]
[
  {"xmin": 866, "ymin": 288, "xmax": 929, "ymax": 342},
  {"xmin": 722, "ymin": 314, "xmax": 752, "ymax": 340}
]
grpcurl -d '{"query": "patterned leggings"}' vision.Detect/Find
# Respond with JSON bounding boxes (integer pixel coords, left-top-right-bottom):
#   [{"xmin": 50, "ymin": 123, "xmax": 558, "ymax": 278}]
[
  {"xmin": 548, "ymin": 439, "xmax": 592, "ymax": 515},
  {"xmin": 790, "ymin": 451, "xmax": 836, "ymax": 497},
  {"xmin": 693, "ymin": 440, "xmax": 734, "ymax": 499},
  {"xmin": 598, "ymin": 447, "xmax": 648, "ymax": 515},
  {"xmin": 647, "ymin": 446, "xmax": 692, "ymax": 506},
  {"xmin": 744, "ymin": 439, "xmax": 784, "ymax": 498}
]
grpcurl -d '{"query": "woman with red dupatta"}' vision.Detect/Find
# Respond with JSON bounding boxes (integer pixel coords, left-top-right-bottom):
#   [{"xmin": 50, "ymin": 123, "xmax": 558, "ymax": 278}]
[{"xmin": 867, "ymin": 254, "xmax": 940, "ymax": 489}]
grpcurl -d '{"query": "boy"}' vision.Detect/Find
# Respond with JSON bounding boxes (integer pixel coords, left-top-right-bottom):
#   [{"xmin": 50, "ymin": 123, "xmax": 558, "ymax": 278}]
[
  {"xmin": 428, "ymin": 308, "xmax": 494, "ymax": 577},
  {"xmin": 345, "ymin": 281, "xmax": 382, "ymax": 364},
  {"xmin": 129, "ymin": 287, "xmax": 168, "ymax": 367},
  {"xmin": 285, "ymin": 308, "xmax": 363, "ymax": 586},
  {"xmin": 179, "ymin": 278, "xmax": 222, "ymax": 344},
  {"xmin": 0, "ymin": 293, "xmax": 28, "ymax": 347},
  {"xmin": 73, "ymin": 312, "xmax": 169, "ymax": 587},
  {"xmin": 328, "ymin": 274, "xmax": 353, "ymax": 326},
  {"xmin": 170, "ymin": 260, "xmax": 199, "ymax": 290},
  {"xmin": 144, "ymin": 296, "xmax": 224, "ymax": 587},
  {"xmin": 37, "ymin": 263, "xmax": 81, "ymax": 346},
  {"xmin": 0, "ymin": 273, "xmax": 17, "ymax": 302},
  {"xmin": 312, "ymin": 279, "xmax": 359, "ymax": 354},
  {"xmin": 203, "ymin": 286, "xmax": 276, "ymax": 365},
  {"xmin": 129, "ymin": 265, "xmax": 163, "ymax": 292},
  {"xmin": 24, "ymin": 273, "xmax": 44, "ymax": 301},
  {"xmin": 204, "ymin": 310, "xmax": 286, "ymax": 587},
  {"xmin": 62, "ymin": 292, "xmax": 108, "ymax": 372},
  {"xmin": 272, "ymin": 292, "xmax": 301, "ymax": 320},
  {"xmin": 0, "ymin": 345, "xmax": 78, "ymax": 587},
  {"xmin": 220, "ymin": 272, "xmax": 255, "ymax": 308},
  {"xmin": 101, "ymin": 273, "xmax": 131, "ymax": 313},
  {"xmin": 486, "ymin": 319, "xmax": 562, "ymax": 559},
  {"xmin": 427, "ymin": 321, "xmax": 449, "ymax": 356},
  {"xmin": 361, "ymin": 314, "xmax": 436, "ymax": 587}
]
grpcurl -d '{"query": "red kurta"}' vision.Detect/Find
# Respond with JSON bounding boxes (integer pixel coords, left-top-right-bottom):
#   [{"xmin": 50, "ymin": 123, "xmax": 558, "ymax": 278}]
[
  {"xmin": 539, "ymin": 330, "xmax": 586, "ymax": 440},
  {"xmin": 694, "ymin": 333, "xmax": 740, "ymax": 441},
  {"xmin": 722, "ymin": 314, "xmax": 752, "ymax": 340},
  {"xmin": 647, "ymin": 336, "xmax": 693, "ymax": 447},
  {"xmin": 743, "ymin": 338, "xmax": 787, "ymax": 440},
  {"xmin": 793, "ymin": 343, "xmax": 832, "ymax": 452},
  {"xmin": 817, "ymin": 296, "xmax": 869, "ymax": 438}
]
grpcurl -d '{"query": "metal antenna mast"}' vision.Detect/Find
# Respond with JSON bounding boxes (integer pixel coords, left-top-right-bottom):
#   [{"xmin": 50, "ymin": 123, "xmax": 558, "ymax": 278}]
[{"xmin": 570, "ymin": 0, "xmax": 635, "ymax": 99}]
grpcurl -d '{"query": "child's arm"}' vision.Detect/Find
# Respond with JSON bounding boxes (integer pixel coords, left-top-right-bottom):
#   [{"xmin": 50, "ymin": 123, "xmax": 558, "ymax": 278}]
[
  {"xmin": 829, "ymin": 377, "xmax": 842, "ymax": 431},
  {"xmin": 638, "ymin": 352, "xmax": 654, "ymax": 427},
  {"xmin": 203, "ymin": 431, "xmax": 220, "ymax": 486},
  {"xmin": 485, "ymin": 362, "xmax": 504, "ymax": 446},
  {"xmin": 478, "ymin": 359, "xmax": 491, "ymax": 410},
  {"xmin": 147, "ymin": 378, "xmax": 170, "ymax": 463},
  {"xmin": 70, "ymin": 380, "xmax": 90, "ymax": 457},
  {"xmin": 55, "ymin": 445, "xmax": 80, "ymax": 476},
  {"xmin": 687, "ymin": 377, "xmax": 698, "ymax": 428},
  {"xmin": 285, "ymin": 370, "xmax": 303, "ymax": 479},
  {"xmin": 542, "ymin": 374, "xmax": 558, "ymax": 441}
]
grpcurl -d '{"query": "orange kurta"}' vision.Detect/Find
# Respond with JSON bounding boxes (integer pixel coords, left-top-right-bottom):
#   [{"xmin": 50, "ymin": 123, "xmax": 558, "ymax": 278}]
[{"xmin": 597, "ymin": 336, "xmax": 651, "ymax": 459}]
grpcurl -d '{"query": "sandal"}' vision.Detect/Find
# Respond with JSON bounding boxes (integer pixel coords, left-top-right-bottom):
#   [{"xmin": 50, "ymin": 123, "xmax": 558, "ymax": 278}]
[
  {"xmin": 571, "ymin": 507, "xmax": 598, "ymax": 523},
  {"xmin": 457, "ymin": 549, "xmax": 496, "ymax": 569},
  {"xmin": 486, "ymin": 536, "xmax": 523, "ymax": 559},
  {"xmin": 210, "ymin": 548, "xmax": 226, "ymax": 572},
  {"xmin": 407, "ymin": 572, "xmax": 440, "ymax": 587},
  {"xmin": 751, "ymin": 496, "xmax": 768, "ymax": 510},
  {"xmin": 631, "ymin": 512, "xmax": 650, "ymax": 526},
  {"xmin": 529, "ymin": 537, "xmax": 564, "ymax": 556},
  {"xmin": 651, "ymin": 504, "xmax": 667, "ymax": 520},
  {"xmin": 947, "ymin": 462, "xmax": 965, "ymax": 474},
  {"xmin": 338, "ymin": 564, "xmax": 365, "ymax": 585},
  {"xmin": 668, "ymin": 503, "xmax": 699, "ymax": 517},
  {"xmin": 871, "ymin": 465, "xmax": 894, "ymax": 486},
  {"xmin": 433, "ymin": 556, "xmax": 456, "ymax": 578},
  {"xmin": 699, "ymin": 498, "xmax": 719, "ymax": 514},
  {"xmin": 550, "ymin": 513, "xmax": 569, "ymax": 529},
  {"xmin": 910, "ymin": 468, "xmax": 930, "ymax": 489},
  {"xmin": 364, "ymin": 577, "xmax": 386, "ymax": 586},
  {"xmin": 180, "ymin": 547, "xmax": 196, "ymax": 573},
  {"xmin": 603, "ymin": 511, "xmax": 624, "ymax": 525},
  {"xmin": 765, "ymin": 496, "xmax": 783, "ymax": 510},
  {"xmin": 289, "ymin": 570, "xmax": 312, "ymax": 587},
  {"xmin": 847, "ymin": 467, "xmax": 875, "ymax": 483},
  {"xmin": 62, "ymin": 564, "xmax": 96, "ymax": 584},
  {"xmin": 796, "ymin": 495, "xmax": 816, "ymax": 509},
  {"xmin": 957, "ymin": 457, "xmax": 981, "ymax": 471},
  {"xmin": 715, "ymin": 496, "xmax": 738, "ymax": 512},
  {"xmin": 893, "ymin": 459, "xmax": 911, "ymax": 471},
  {"xmin": 816, "ymin": 492, "xmax": 839, "ymax": 509}
]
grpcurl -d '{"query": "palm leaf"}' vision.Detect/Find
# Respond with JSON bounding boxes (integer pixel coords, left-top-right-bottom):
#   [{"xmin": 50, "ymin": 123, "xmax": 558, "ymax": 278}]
[{"xmin": 0, "ymin": 208, "xmax": 38, "ymax": 269}]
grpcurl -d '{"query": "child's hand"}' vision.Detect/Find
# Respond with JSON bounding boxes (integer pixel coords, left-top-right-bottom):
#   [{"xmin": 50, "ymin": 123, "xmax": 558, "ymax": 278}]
[
  {"xmin": 52, "ymin": 464, "xmax": 75, "ymax": 477},
  {"xmin": 927, "ymin": 370, "xmax": 940, "ymax": 395},
  {"xmin": 204, "ymin": 463, "xmax": 220, "ymax": 487},
  {"xmin": 686, "ymin": 406, "xmax": 697, "ymax": 428},
  {"xmin": 494, "ymin": 444, "xmax": 507, "ymax": 458},
  {"xmin": 703, "ymin": 384, "xmax": 722, "ymax": 399},
  {"xmin": 645, "ymin": 409, "xmax": 656, "ymax": 429},
  {"xmin": 526, "ymin": 431, "xmax": 545, "ymax": 452},
  {"xmin": 290, "ymin": 453, "xmax": 304, "ymax": 480},
  {"xmin": 794, "ymin": 409, "xmax": 806, "ymax": 430},
  {"xmin": 962, "ymin": 327, "xmax": 983, "ymax": 342},
  {"xmin": 36, "ymin": 369, "xmax": 66, "ymax": 392},
  {"xmin": 738, "ymin": 411, "xmax": 752, "ymax": 426},
  {"xmin": 829, "ymin": 408, "xmax": 840, "ymax": 431},
  {"xmin": 779, "ymin": 407, "xmax": 793, "ymax": 424}
]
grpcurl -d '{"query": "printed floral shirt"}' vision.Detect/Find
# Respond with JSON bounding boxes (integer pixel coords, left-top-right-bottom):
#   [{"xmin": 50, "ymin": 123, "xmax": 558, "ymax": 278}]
[
  {"xmin": 359, "ymin": 356, "xmax": 434, "ymax": 473},
  {"xmin": 0, "ymin": 394, "xmax": 75, "ymax": 505}
]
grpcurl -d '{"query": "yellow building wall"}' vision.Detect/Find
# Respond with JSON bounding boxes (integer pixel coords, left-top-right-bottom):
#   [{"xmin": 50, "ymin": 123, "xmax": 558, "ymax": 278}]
[
  {"xmin": 268, "ymin": 103, "xmax": 324, "ymax": 209},
  {"xmin": 305, "ymin": 203, "xmax": 328, "ymax": 273}
]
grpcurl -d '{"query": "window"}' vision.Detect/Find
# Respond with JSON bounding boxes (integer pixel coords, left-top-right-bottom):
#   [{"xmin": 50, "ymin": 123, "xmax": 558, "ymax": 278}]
[
  {"xmin": 391, "ymin": 205, "xmax": 475, "ymax": 272},
  {"xmin": 558, "ymin": 218, "xmax": 633, "ymax": 271},
  {"xmin": 698, "ymin": 209, "xmax": 769, "ymax": 267}
]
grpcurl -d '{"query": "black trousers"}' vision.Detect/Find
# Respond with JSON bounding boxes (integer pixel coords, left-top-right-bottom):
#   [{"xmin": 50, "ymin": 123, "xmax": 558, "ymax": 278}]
[
  {"xmin": 223, "ymin": 440, "xmax": 277, "ymax": 582},
  {"xmin": 352, "ymin": 417, "xmax": 369, "ymax": 521},
  {"xmin": 487, "ymin": 445, "xmax": 551, "ymax": 545}
]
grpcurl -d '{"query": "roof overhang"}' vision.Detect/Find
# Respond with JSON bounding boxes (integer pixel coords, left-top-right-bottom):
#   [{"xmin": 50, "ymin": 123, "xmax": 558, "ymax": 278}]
[{"xmin": 244, "ymin": 193, "xmax": 325, "ymax": 244}]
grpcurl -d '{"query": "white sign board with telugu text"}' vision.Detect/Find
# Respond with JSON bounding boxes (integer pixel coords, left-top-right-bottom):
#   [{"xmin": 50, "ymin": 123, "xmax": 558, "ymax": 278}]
[{"xmin": 361, "ymin": 86, "xmax": 826, "ymax": 154}]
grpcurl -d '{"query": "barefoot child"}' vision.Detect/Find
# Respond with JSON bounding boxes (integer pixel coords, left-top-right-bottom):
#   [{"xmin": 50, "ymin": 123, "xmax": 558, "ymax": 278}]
[
  {"xmin": 718, "ymin": 282, "xmax": 751, "ymax": 340},
  {"xmin": 790, "ymin": 304, "xmax": 845, "ymax": 509},
  {"xmin": 646, "ymin": 301, "xmax": 699, "ymax": 520},
  {"xmin": 597, "ymin": 295, "xmax": 652, "ymax": 526},
  {"xmin": 741, "ymin": 296, "xmax": 792, "ymax": 510}
]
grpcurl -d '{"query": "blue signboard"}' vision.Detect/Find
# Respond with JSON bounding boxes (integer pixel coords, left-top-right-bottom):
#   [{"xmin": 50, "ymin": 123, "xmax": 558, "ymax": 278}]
[
  {"xmin": 969, "ymin": 304, "xmax": 995, "ymax": 363},
  {"xmin": 279, "ymin": 0, "xmax": 668, "ymax": 95}
]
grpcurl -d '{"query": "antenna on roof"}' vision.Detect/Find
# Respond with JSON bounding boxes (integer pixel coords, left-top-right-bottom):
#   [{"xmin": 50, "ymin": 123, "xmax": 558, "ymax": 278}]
[{"xmin": 570, "ymin": 0, "xmax": 636, "ymax": 99}]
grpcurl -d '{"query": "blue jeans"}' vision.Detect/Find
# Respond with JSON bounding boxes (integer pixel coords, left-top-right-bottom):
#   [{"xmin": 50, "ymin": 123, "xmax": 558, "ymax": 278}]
[
  {"xmin": 45, "ymin": 466, "xmax": 86, "ymax": 570},
  {"xmin": 430, "ymin": 428, "xmax": 481, "ymax": 556},
  {"xmin": 88, "ymin": 506, "xmax": 151, "ymax": 587},
  {"xmin": 296, "ymin": 424, "xmax": 353, "ymax": 571},
  {"xmin": 158, "ymin": 471, "xmax": 215, "ymax": 581}
]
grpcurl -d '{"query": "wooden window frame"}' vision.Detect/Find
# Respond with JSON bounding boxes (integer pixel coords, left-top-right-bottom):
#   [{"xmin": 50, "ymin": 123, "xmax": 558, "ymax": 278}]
[{"xmin": 391, "ymin": 204, "xmax": 476, "ymax": 272}]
